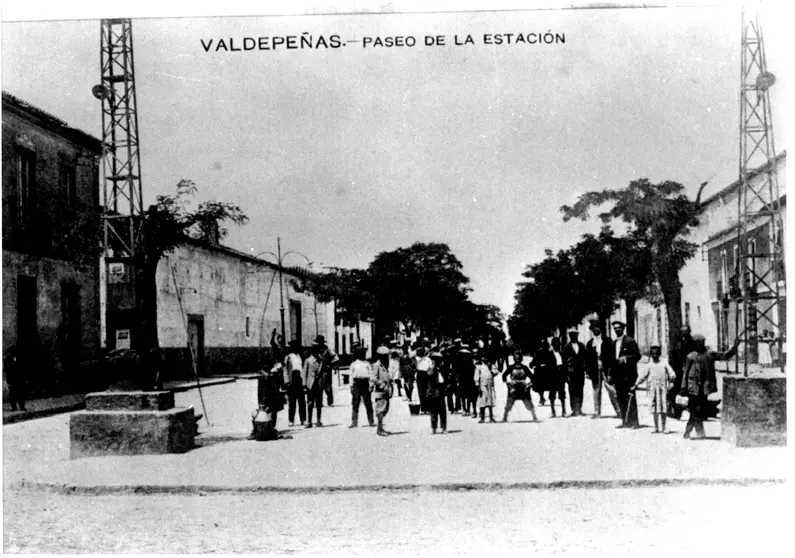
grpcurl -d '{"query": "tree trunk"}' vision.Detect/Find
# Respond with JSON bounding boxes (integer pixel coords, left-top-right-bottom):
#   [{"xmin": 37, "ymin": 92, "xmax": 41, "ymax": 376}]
[
  {"xmin": 625, "ymin": 297, "xmax": 636, "ymax": 339},
  {"xmin": 657, "ymin": 270, "xmax": 683, "ymax": 367}
]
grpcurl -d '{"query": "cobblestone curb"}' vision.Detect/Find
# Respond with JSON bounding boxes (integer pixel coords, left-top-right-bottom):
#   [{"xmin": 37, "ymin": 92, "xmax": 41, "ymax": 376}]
[{"xmin": 13, "ymin": 477, "xmax": 784, "ymax": 496}]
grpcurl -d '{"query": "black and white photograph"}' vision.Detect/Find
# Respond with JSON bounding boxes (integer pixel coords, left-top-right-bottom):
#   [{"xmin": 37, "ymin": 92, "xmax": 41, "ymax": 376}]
[{"xmin": 1, "ymin": 1, "xmax": 789, "ymax": 555}]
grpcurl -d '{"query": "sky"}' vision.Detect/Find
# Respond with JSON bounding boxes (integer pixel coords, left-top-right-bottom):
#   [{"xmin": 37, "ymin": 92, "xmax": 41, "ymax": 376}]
[{"xmin": 1, "ymin": 2, "xmax": 789, "ymax": 320}]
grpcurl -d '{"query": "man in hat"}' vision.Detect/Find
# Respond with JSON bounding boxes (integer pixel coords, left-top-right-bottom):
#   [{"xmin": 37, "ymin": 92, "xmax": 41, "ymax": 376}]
[
  {"xmin": 609, "ymin": 320, "xmax": 641, "ymax": 428},
  {"xmin": 349, "ymin": 343, "xmax": 375, "ymax": 428},
  {"xmin": 370, "ymin": 345, "xmax": 393, "ymax": 436},
  {"xmin": 680, "ymin": 334, "xmax": 739, "ymax": 439},
  {"xmin": 585, "ymin": 321, "xmax": 618, "ymax": 419},
  {"xmin": 302, "ymin": 343, "xmax": 324, "ymax": 428},
  {"xmin": 283, "ymin": 340, "xmax": 306, "ymax": 426},
  {"xmin": 563, "ymin": 329, "xmax": 587, "ymax": 416},
  {"xmin": 313, "ymin": 335, "xmax": 338, "ymax": 407},
  {"xmin": 670, "ymin": 325, "xmax": 697, "ymax": 419}
]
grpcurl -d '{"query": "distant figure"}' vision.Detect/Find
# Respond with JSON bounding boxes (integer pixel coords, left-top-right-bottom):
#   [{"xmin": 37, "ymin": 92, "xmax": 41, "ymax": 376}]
[
  {"xmin": 758, "ymin": 329, "xmax": 773, "ymax": 366},
  {"xmin": 563, "ymin": 329, "xmax": 587, "ymax": 416},
  {"xmin": 388, "ymin": 340, "xmax": 403, "ymax": 397},
  {"xmin": 474, "ymin": 351, "xmax": 497, "ymax": 423},
  {"xmin": 531, "ymin": 339, "xmax": 552, "ymax": 406},
  {"xmin": 3, "ymin": 346, "xmax": 27, "ymax": 412},
  {"xmin": 548, "ymin": 338, "xmax": 567, "ymax": 418},
  {"xmin": 426, "ymin": 351, "xmax": 448, "ymax": 434},
  {"xmin": 283, "ymin": 340, "xmax": 306, "ymax": 426},
  {"xmin": 415, "ymin": 346, "xmax": 433, "ymax": 414},
  {"xmin": 370, "ymin": 346, "xmax": 393, "ymax": 437},
  {"xmin": 270, "ymin": 328, "xmax": 286, "ymax": 362},
  {"xmin": 314, "ymin": 335, "xmax": 338, "ymax": 407},
  {"xmin": 671, "ymin": 325, "xmax": 696, "ymax": 418},
  {"xmin": 502, "ymin": 348, "xmax": 539, "ymax": 423},
  {"xmin": 348, "ymin": 344, "xmax": 375, "ymax": 428},
  {"xmin": 609, "ymin": 321, "xmax": 641, "ymax": 429},
  {"xmin": 633, "ymin": 345, "xmax": 676, "ymax": 433},
  {"xmin": 302, "ymin": 343, "xmax": 324, "ymax": 428},
  {"xmin": 680, "ymin": 334, "xmax": 739, "ymax": 440},
  {"xmin": 400, "ymin": 342, "xmax": 415, "ymax": 402}
]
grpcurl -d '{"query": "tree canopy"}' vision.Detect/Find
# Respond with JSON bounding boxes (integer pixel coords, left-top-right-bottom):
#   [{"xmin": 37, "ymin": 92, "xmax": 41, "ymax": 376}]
[
  {"xmin": 560, "ymin": 178, "xmax": 707, "ymax": 365},
  {"xmin": 302, "ymin": 241, "xmax": 503, "ymax": 342}
]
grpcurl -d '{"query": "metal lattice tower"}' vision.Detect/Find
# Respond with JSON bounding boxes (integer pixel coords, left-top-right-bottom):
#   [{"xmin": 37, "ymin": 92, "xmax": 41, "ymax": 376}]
[
  {"xmin": 96, "ymin": 19, "xmax": 144, "ymax": 348},
  {"xmin": 734, "ymin": 8, "xmax": 785, "ymax": 375}
]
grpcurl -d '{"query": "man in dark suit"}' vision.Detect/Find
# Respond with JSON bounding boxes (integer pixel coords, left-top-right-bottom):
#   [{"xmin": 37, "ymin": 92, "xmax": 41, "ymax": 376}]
[
  {"xmin": 608, "ymin": 320, "xmax": 641, "ymax": 428},
  {"xmin": 563, "ymin": 329, "xmax": 587, "ymax": 416},
  {"xmin": 585, "ymin": 321, "xmax": 618, "ymax": 419}
]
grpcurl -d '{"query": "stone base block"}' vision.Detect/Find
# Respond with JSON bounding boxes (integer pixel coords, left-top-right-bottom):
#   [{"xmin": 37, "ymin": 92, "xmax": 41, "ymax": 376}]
[
  {"xmin": 70, "ymin": 407, "xmax": 195, "ymax": 459},
  {"xmin": 723, "ymin": 422, "xmax": 787, "ymax": 448},
  {"xmin": 722, "ymin": 375, "xmax": 786, "ymax": 447},
  {"xmin": 86, "ymin": 391, "xmax": 175, "ymax": 412}
]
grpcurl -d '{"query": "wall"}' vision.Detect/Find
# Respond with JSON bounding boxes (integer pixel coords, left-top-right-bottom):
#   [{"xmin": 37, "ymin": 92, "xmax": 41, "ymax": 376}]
[{"xmin": 154, "ymin": 241, "xmax": 332, "ymax": 380}]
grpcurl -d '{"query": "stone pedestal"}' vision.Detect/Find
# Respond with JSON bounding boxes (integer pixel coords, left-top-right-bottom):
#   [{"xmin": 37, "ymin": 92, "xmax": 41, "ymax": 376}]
[
  {"xmin": 721, "ymin": 375, "xmax": 786, "ymax": 447},
  {"xmin": 70, "ymin": 391, "xmax": 194, "ymax": 459}
]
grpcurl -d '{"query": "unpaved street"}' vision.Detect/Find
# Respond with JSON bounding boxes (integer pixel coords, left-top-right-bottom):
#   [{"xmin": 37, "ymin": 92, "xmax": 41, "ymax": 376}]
[{"xmin": 4, "ymin": 484, "xmax": 786, "ymax": 554}]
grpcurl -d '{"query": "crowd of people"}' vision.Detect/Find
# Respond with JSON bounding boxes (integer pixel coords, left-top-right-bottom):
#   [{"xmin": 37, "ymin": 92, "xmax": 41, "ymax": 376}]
[{"xmin": 252, "ymin": 322, "xmax": 740, "ymax": 441}]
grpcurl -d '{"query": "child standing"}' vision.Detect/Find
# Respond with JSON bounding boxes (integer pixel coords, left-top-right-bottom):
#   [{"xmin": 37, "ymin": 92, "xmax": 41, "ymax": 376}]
[
  {"xmin": 633, "ymin": 345, "xmax": 676, "ymax": 433},
  {"xmin": 474, "ymin": 351, "xmax": 498, "ymax": 423}
]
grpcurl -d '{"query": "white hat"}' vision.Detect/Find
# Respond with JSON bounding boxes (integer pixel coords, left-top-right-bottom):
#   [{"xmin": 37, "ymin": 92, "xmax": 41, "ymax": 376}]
[{"xmin": 376, "ymin": 346, "xmax": 390, "ymax": 355}]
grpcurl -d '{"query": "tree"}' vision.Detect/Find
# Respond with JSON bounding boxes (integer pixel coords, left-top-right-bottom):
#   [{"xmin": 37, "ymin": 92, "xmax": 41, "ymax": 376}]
[
  {"xmin": 561, "ymin": 179, "xmax": 708, "ymax": 365},
  {"xmin": 367, "ymin": 242, "xmax": 472, "ymax": 339},
  {"xmin": 568, "ymin": 227, "xmax": 654, "ymax": 338},
  {"xmin": 135, "ymin": 180, "xmax": 248, "ymax": 387},
  {"xmin": 509, "ymin": 248, "xmax": 588, "ymax": 349}
]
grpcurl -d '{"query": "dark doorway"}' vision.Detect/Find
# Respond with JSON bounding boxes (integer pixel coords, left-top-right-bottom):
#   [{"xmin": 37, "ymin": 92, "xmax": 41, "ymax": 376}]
[
  {"xmin": 187, "ymin": 314, "xmax": 205, "ymax": 377},
  {"xmin": 289, "ymin": 300, "xmax": 302, "ymax": 344}
]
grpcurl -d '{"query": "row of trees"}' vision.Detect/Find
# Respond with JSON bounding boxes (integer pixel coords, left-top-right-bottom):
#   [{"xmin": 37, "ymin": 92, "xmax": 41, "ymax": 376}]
[
  {"xmin": 296, "ymin": 242, "xmax": 505, "ymax": 343},
  {"xmin": 509, "ymin": 178, "xmax": 708, "ymax": 368}
]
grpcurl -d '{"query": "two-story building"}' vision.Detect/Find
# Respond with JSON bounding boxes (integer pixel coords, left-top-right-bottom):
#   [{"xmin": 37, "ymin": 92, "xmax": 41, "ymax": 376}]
[{"xmin": 2, "ymin": 91, "xmax": 103, "ymax": 394}]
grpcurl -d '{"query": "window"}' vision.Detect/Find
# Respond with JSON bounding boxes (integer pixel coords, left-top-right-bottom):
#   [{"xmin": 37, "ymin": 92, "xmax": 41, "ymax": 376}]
[
  {"xmin": 720, "ymin": 249, "xmax": 728, "ymax": 294},
  {"xmin": 60, "ymin": 166, "xmax": 76, "ymax": 207},
  {"xmin": 245, "ymin": 317, "xmax": 251, "ymax": 338},
  {"xmin": 16, "ymin": 149, "xmax": 36, "ymax": 227},
  {"xmin": 697, "ymin": 305, "xmax": 702, "ymax": 320},
  {"xmin": 684, "ymin": 302, "xmax": 691, "ymax": 328}
]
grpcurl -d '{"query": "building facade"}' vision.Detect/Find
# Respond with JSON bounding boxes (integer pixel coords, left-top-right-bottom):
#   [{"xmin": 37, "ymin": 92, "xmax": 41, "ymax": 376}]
[
  {"xmin": 2, "ymin": 92, "xmax": 103, "ymax": 393},
  {"xmin": 633, "ymin": 153, "xmax": 786, "ymax": 360},
  {"xmin": 154, "ymin": 238, "xmax": 335, "ymax": 380}
]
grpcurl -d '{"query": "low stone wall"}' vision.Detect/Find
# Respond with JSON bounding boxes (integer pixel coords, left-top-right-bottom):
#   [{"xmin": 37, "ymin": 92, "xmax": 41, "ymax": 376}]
[
  {"xmin": 721, "ymin": 375, "xmax": 786, "ymax": 447},
  {"xmin": 70, "ymin": 391, "xmax": 195, "ymax": 459}
]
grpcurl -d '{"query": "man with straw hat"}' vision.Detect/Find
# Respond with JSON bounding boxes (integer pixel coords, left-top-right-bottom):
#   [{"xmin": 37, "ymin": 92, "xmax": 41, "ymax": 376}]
[{"xmin": 370, "ymin": 345, "xmax": 393, "ymax": 436}]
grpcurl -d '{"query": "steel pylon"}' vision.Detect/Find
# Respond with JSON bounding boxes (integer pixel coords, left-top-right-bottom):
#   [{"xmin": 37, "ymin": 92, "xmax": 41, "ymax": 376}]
[{"xmin": 734, "ymin": 8, "xmax": 785, "ymax": 375}]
